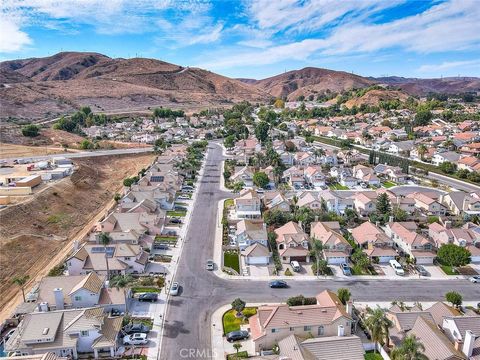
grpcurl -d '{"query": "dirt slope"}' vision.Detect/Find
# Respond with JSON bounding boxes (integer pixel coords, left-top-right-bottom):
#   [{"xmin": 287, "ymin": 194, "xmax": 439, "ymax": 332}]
[
  {"xmin": 344, "ymin": 89, "xmax": 410, "ymax": 108},
  {"xmin": 375, "ymin": 76, "xmax": 480, "ymax": 96},
  {"xmin": 0, "ymin": 153, "xmax": 155, "ymax": 319}
]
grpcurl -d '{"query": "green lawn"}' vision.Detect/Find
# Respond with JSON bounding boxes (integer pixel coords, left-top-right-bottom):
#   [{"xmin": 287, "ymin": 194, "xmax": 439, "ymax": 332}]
[
  {"xmin": 226, "ymin": 351, "xmax": 248, "ymax": 360},
  {"xmin": 224, "ymin": 198, "xmax": 234, "ymax": 208},
  {"xmin": 131, "ymin": 287, "xmax": 160, "ymax": 294},
  {"xmin": 440, "ymin": 264, "xmax": 457, "ymax": 275},
  {"xmin": 329, "ymin": 182, "xmax": 349, "ymax": 190},
  {"xmin": 364, "ymin": 351, "xmax": 383, "ymax": 360},
  {"xmin": 383, "ymin": 181, "xmax": 397, "ymax": 188},
  {"xmin": 167, "ymin": 210, "xmax": 187, "ymax": 217},
  {"xmin": 222, "ymin": 308, "xmax": 257, "ymax": 334},
  {"xmin": 224, "ymin": 251, "xmax": 240, "ymax": 273},
  {"xmin": 155, "ymin": 236, "xmax": 178, "ymax": 243}
]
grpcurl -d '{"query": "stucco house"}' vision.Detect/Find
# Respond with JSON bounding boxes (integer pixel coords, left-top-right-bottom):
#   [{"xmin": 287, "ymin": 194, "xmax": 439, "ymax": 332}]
[
  {"xmin": 351, "ymin": 221, "xmax": 397, "ymax": 263},
  {"xmin": 310, "ymin": 222, "xmax": 352, "ymax": 264},
  {"xmin": 274, "ymin": 221, "xmax": 310, "ymax": 263}
]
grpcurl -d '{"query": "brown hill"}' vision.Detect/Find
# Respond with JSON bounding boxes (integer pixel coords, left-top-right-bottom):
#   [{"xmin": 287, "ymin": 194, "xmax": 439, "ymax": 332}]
[
  {"xmin": 0, "ymin": 52, "xmax": 271, "ymax": 121},
  {"xmin": 343, "ymin": 89, "xmax": 409, "ymax": 109},
  {"xmin": 249, "ymin": 67, "xmax": 374, "ymax": 100},
  {"xmin": 375, "ymin": 76, "xmax": 480, "ymax": 96}
]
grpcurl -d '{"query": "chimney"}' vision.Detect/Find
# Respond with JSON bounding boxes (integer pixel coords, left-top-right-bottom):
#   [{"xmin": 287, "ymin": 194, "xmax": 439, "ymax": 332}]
[
  {"xmin": 346, "ymin": 300, "xmax": 353, "ymax": 316},
  {"xmin": 298, "ymin": 221, "xmax": 303, "ymax": 230},
  {"xmin": 375, "ymin": 221, "xmax": 380, "ymax": 227},
  {"xmin": 388, "ymin": 215, "xmax": 394, "ymax": 223},
  {"xmin": 445, "ymin": 220, "xmax": 452, "ymax": 229},
  {"xmin": 337, "ymin": 325, "xmax": 345, "ymax": 337},
  {"xmin": 463, "ymin": 330, "xmax": 475, "ymax": 358},
  {"xmin": 38, "ymin": 302, "xmax": 49, "ymax": 312},
  {"xmin": 53, "ymin": 288, "xmax": 64, "ymax": 310},
  {"xmin": 73, "ymin": 240, "xmax": 79, "ymax": 252}
]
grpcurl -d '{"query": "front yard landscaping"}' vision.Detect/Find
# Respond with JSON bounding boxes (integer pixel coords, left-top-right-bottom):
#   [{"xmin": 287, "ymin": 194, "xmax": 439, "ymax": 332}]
[
  {"xmin": 167, "ymin": 210, "xmax": 187, "ymax": 217},
  {"xmin": 364, "ymin": 351, "xmax": 383, "ymax": 360},
  {"xmin": 151, "ymin": 254, "xmax": 172, "ymax": 263},
  {"xmin": 224, "ymin": 250, "xmax": 240, "ymax": 273},
  {"xmin": 222, "ymin": 307, "xmax": 257, "ymax": 334},
  {"xmin": 154, "ymin": 235, "xmax": 178, "ymax": 245},
  {"xmin": 382, "ymin": 181, "xmax": 397, "ymax": 188},
  {"xmin": 328, "ymin": 182, "xmax": 349, "ymax": 190},
  {"xmin": 226, "ymin": 351, "xmax": 248, "ymax": 360}
]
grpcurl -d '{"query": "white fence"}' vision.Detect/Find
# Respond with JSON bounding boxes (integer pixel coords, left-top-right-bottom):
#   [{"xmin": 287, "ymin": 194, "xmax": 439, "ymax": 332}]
[{"xmin": 363, "ymin": 342, "xmax": 391, "ymax": 360}]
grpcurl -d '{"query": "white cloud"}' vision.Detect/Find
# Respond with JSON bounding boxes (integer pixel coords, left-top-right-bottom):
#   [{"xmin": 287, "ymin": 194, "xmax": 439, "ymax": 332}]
[
  {"xmin": 418, "ymin": 60, "xmax": 480, "ymax": 73},
  {"xmin": 0, "ymin": 15, "xmax": 32, "ymax": 53}
]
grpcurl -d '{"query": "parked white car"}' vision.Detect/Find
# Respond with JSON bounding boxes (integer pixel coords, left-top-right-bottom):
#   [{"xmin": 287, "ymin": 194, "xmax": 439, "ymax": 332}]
[
  {"xmin": 170, "ymin": 282, "xmax": 180, "ymax": 296},
  {"xmin": 123, "ymin": 333, "xmax": 148, "ymax": 345},
  {"xmin": 389, "ymin": 259, "xmax": 405, "ymax": 276}
]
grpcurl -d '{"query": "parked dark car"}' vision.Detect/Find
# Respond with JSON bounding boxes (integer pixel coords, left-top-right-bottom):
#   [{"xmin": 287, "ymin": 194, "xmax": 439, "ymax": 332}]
[
  {"xmin": 138, "ymin": 293, "xmax": 158, "ymax": 302},
  {"xmin": 415, "ymin": 265, "xmax": 429, "ymax": 276},
  {"xmin": 226, "ymin": 330, "xmax": 249, "ymax": 342},
  {"xmin": 153, "ymin": 243, "xmax": 169, "ymax": 250},
  {"xmin": 269, "ymin": 280, "xmax": 288, "ymax": 288},
  {"xmin": 175, "ymin": 206, "xmax": 187, "ymax": 211},
  {"xmin": 110, "ymin": 308, "xmax": 123, "ymax": 317},
  {"xmin": 123, "ymin": 323, "xmax": 151, "ymax": 334},
  {"xmin": 170, "ymin": 218, "xmax": 182, "ymax": 224}
]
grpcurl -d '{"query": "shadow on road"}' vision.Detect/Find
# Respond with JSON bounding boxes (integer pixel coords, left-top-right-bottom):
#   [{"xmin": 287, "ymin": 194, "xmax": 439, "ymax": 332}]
[{"xmin": 163, "ymin": 320, "xmax": 190, "ymax": 338}]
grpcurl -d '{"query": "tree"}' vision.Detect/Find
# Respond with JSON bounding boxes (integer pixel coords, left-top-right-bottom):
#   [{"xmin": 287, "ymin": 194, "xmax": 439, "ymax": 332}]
[
  {"xmin": 233, "ymin": 342, "xmax": 243, "ymax": 354},
  {"xmin": 154, "ymin": 138, "xmax": 168, "ymax": 153},
  {"xmin": 392, "ymin": 207, "xmax": 408, "ymax": 221},
  {"xmin": 437, "ymin": 244, "xmax": 471, "ymax": 268},
  {"xmin": 311, "ymin": 239, "xmax": 324, "ymax": 277},
  {"xmin": 417, "ymin": 144, "xmax": 427, "ymax": 161},
  {"xmin": 414, "ymin": 109, "xmax": 433, "ymax": 126},
  {"xmin": 231, "ymin": 298, "xmax": 246, "ymax": 317},
  {"xmin": 445, "ymin": 291, "xmax": 462, "ymax": 308},
  {"xmin": 80, "ymin": 139, "xmax": 94, "ymax": 150},
  {"xmin": 337, "ymin": 288, "xmax": 351, "ymax": 305},
  {"xmin": 114, "ymin": 193, "xmax": 121, "ymax": 202},
  {"xmin": 274, "ymin": 99, "xmax": 285, "ymax": 109},
  {"xmin": 439, "ymin": 161, "xmax": 457, "ymax": 174},
  {"xmin": 364, "ymin": 307, "xmax": 393, "ymax": 352},
  {"xmin": 123, "ymin": 176, "xmax": 138, "ymax": 187},
  {"xmin": 377, "ymin": 193, "xmax": 392, "ymax": 216},
  {"xmin": 110, "ymin": 274, "xmax": 133, "ymax": 312},
  {"xmin": 253, "ymin": 172, "xmax": 269, "ymax": 188},
  {"xmin": 21, "ymin": 124, "xmax": 40, "ymax": 137},
  {"xmin": 224, "ymin": 135, "xmax": 236, "ymax": 149},
  {"xmin": 12, "ymin": 275, "xmax": 30, "ymax": 302},
  {"xmin": 391, "ymin": 334, "xmax": 427, "ymax": 360},
  {"xmin": 99, "ymin": 232, "xmax": 112, "ymax": 280},
  {"xmin": 255, "ymin": 121, "xmax": 270, "ymax": 143},
  {"xmin": 232, "ymin": 181, "xmax": 245, "ymax": 193},
  {"xmin": 352, "ymin": 251, "xmax": 370, "ymax": 273}
]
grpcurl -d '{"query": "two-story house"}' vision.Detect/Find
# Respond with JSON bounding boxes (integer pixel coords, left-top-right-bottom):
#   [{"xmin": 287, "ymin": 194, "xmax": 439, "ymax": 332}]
[
  {"xmin": 407, "ymin": 192, "xmax": 447, "ymax": 216},
  {"xmin": 234, "ymin": 189, "xmax": 262, "ymax": 219},
  {"xmin": 351, "ymin": 221, "xmax": 396, "ymax": 263},
  {"xmin": 304, "ymin": 166, "xmax": 326, "ymax": 188},
  {"xmin": 310, "ymin": 222, "xmax": 352, "ymax": 264},
  {"xmin": 385, "ymin": 222, "xmax": 436, "ymax": 264},
  {"xmin": 274, "ymin": 221, "xmax": 310, "ymax": 263},
  {"xmin": 235, "ymin": 220, "xmax": 268, "ymax": 250},
  {"xmin": 441, "ymin": 191, "xmax": 480, "ymax": 216}
]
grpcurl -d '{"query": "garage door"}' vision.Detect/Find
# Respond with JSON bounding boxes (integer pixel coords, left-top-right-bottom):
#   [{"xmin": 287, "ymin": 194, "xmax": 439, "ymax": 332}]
[
  {"xmin": 416, "ymin": 257, "xmax": 434, "ymax": 265},
  {"xmin": 378, "ymin": 256, "xmax": 395, "ymax": 263},
  {"xmin": 327, "ymin": 257, "xmax": 345, "ymax": 264},
  {"xmin": 290, "ymin": 256, "xmax": 307, "ymax": 262},
  {"xmin": 470, "ymin": 256, "xmax": 480, "ymax": 263},
  {"xmin": 247, "ymin": 257, "xmax": 269, "ymax": 265}
]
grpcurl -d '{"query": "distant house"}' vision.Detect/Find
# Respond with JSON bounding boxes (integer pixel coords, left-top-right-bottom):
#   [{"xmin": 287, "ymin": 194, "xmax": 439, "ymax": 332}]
[
  {"xmin": 441, "ymin": 191, "xmax": 480, "ymax": 216},
  {"xmin": 235, "ymin": 220, "xmax": 268, "ymax": 250},
  {"xmin": 230, "ymin": 166, "xmax": 255, "ymax": 188},
  {"xmin": 388, "ymin": 140, "xmax": 414, "ymax": 156},
  {"xmin": 234, "ymin": 189, "xmax": 262, "ymax": 219},
  {"xmin": 385, "ymin": 222, "xmax": 436, "ymax": 264},
  {"xmin": 304, "ymin": 166, "xmax": 326, "ymax": 187},
  {"xmin": 351, "ymin": 222, "xmax": 396, "ymax": 263},
  {"xmin": 457, "ymin": 156, "xmax": 480, "ymax": 172},
  {"xmin": 310, "ymin": 222, "xmax": 352, "ymax": 264},
  {"xmin": 407, "ymin": 191, "xmax": 447, "ymax": 216},
  {"xmin": 432, "ymin": 151, "xmax": 462, "ymax": 166},
  {"xmin": 352, "ymin": 192, "xmax": 377, "ymax": 216},
  {"xmin": 429, "ymin": 223, "xmax": 480, "ymax": 263},
  {"xmin": 264, "ymin": 192, "xmax": 290, "ymax": 212},
  {"xmin": 374, "ymin": 164, "xmax": 408, "ymax": 184},
  {"xmin": 352, "ymin": 165, "xmax": 380, "ymax": 186},
  {"xmin": 248, "ymin": 290, "xmax": 353, "ymax": 352},
  {"xmin": 274, "ymin": 221, "xmax": 310, "ymax": 263},
  {"xmin": 297, "ymin": 191, "xmax": 324, "ymax": 211}
]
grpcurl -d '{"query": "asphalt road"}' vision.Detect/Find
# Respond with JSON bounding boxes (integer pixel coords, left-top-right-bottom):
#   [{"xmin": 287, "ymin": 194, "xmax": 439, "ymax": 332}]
[
  {"xmin": 0, "ymin": 147, "xmax": 154, "ymax": 162},
  {"xmin": 160, "ymin": 142, "xmax": 480, "ymax": 360}
]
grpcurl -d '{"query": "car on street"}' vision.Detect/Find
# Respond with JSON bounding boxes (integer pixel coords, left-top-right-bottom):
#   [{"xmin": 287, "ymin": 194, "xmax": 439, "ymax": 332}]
[
  {"xmin": 123, "ymin": 333, "xmax": 148, "ymax": 345},
  {"xmin": 123, "ymin": 323, "xmax": 151, "ymax": 335},
  {"xmin": 269, "ymin": 280, "xmax": 288, "ymax": 288},
  {"xmin": 470, "ymin": 276, "xmax": 480, "ymax": 283},
  {"xmin": 415, "ymin": 265, "xmax": 429, "ymax": 276},
  {"xmin": 226, "ymin": 330, "xmax": 249, "ymax": 342},
  {"xmin": 170, "ymin": 282, "xmax": 180, "ymax": 296},
  {"xmin": 341, "ymin": 263, "xmax": 352, "ymax": 276},
  {"xmin": 138, "ymin": 293, "xmax": 158, "ymax": 302},
  {"xmin": 206, "ymin": 259, "xmax": 215, "ymax": 271}
]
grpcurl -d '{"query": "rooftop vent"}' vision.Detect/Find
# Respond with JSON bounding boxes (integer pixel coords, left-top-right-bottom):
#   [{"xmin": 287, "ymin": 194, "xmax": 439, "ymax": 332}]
[{"xmin": 42, "ymin": 328, "xmax": 49, "ymax": 335}]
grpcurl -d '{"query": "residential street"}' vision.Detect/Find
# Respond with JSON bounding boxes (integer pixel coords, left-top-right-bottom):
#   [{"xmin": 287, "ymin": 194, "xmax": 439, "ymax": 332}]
[{"xmin": 160, "ymin": 142, "xmax": 480, "ymax": 360}]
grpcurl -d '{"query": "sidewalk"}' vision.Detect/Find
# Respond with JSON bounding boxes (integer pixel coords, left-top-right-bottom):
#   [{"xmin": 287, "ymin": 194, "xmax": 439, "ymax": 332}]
[{"xmin": 148, "ymin": 157, "xmax": 207, "ymax": 360}]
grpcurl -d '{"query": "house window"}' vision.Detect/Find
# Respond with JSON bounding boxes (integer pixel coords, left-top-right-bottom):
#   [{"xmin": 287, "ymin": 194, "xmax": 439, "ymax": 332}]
[
  {"xmin": 74, "ymin": 296, "xmax": 82, "ymax": 301},
  {"xmin": 124, "ymin": 257, "xmax": 131, "ymax": 261},
  {"xmin": 271, "ymin": 329, "xmax": 278, "ymax": 333},
  {"xmin": 304, "ymin": 326, "xmax": 311, "ymax": 331},
  {"xmin": 318, "ymin": 326, "xmax": 324, "ymax": 335},
  {"xmin": 289, "ymin": 327, "xmax": 294, "ymax": 331},
  {"xmin": 80, "ymin": 330, "xmax": 89, "ymax": 337}
]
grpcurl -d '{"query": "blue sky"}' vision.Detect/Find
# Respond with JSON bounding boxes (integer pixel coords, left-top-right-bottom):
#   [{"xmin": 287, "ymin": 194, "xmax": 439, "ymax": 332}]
[{"xmin": 1, "ymin": 0, "xmax": 479, "ymax": 79}]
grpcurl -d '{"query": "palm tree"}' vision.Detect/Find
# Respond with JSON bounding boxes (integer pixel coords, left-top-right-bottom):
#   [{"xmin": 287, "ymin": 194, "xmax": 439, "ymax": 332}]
[
  {"xmin": 364, "ymin": 307, "xmax": 393, "ymax": 352},
  {"xmin": 390, "ymin": 334, "xmax": 427, "ymax": 360},
  {"xmin": 313, "ymin": 148, "xmax": 326, "ymax": 163},
  {"xmin": 12, "ymin": 275, "xmax": 30, "ymax": 302},
  {"xmin": 233, "ymin": 342, "xmax": 243, "ymax": 354},
  {"xmin": 417, "ymin": 144, "xmax": 427, "ymax": 161},
  {"xmin": 110, "ymin": 274, "xmax": 134, "ymax": 313},
  {"xmin": 311, "ymin": 239, "xmax": 324, "ymax": 277},
  {"xmin": 99, "ymin": 232, "xmax": 112, "ymax": 280},
  {"xmin": 291, "ymin": 195, "xmax": 299, "ymax": 217}
]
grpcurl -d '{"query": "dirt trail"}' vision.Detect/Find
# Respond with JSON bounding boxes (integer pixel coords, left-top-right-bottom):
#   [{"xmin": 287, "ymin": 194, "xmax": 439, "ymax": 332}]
[{"xmin": 0, "ymin": 153, "xmax": 155, "ymax": 322}]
